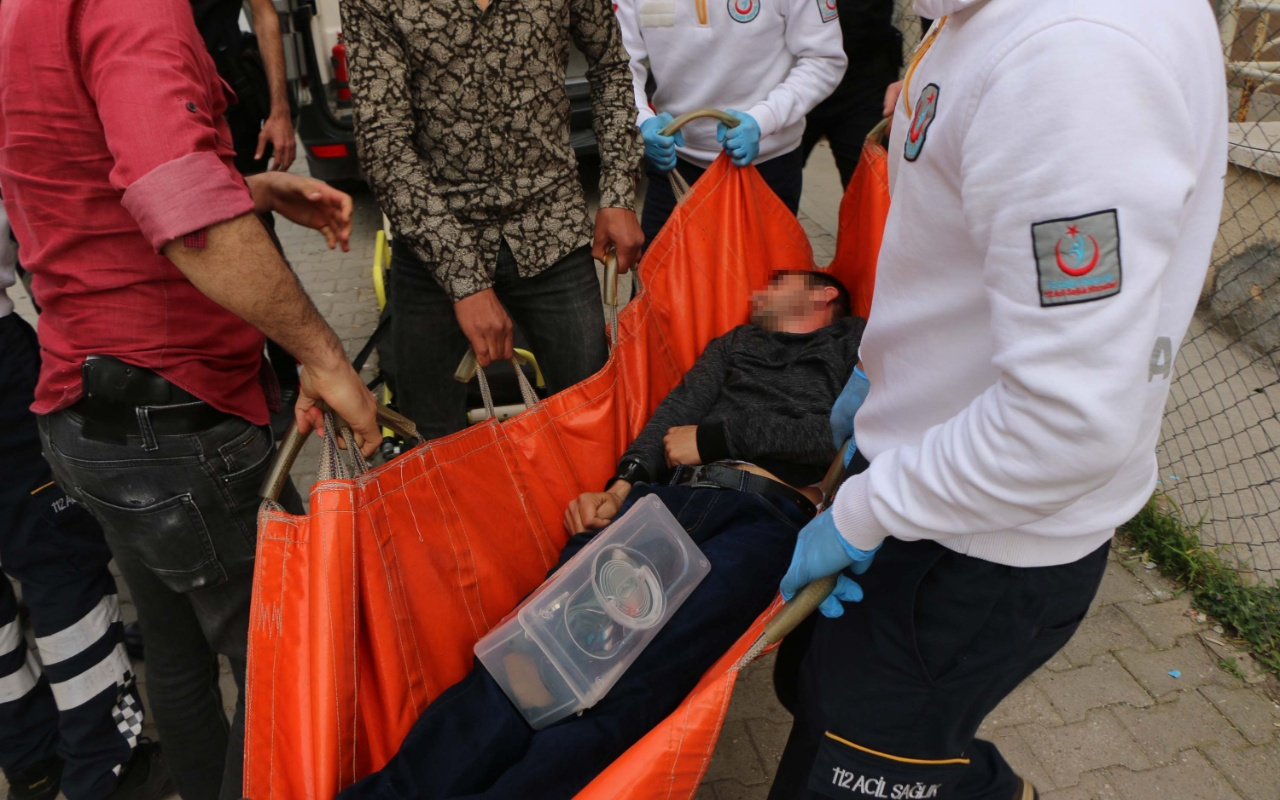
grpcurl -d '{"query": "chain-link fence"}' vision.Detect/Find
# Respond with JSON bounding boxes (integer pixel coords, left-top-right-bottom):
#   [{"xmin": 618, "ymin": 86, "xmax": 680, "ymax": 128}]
[{"xmin": 1156, "ymin": 1, "xmax": 1280, "ymax": 587}]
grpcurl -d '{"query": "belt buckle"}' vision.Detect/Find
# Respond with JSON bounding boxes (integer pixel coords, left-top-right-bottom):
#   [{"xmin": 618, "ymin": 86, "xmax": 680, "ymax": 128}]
[{"xmin": 685, "ymin": 464, "xmax": 710, "ymax": 486}]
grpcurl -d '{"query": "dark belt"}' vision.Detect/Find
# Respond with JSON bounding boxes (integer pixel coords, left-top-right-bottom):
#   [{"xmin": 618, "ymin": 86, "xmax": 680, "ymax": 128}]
[
  {"xmin": 72, "ymin": 356, "xmax": 232, "ymax": 440},
  {"xmin": 670, "ymin": 464, "xmax": 818, "ymax": 519}
]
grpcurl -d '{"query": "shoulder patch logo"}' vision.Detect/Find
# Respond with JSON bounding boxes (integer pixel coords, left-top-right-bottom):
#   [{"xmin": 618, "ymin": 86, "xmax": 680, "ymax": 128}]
[
  {"xmin": 1031, "ymin": 210, "xmax": 1123, "ymax": 307},
  {"xmin": 817, "ymin": 0, "xmax": 839, "ymax": 24},
  {"xmin": 903, "ymin": 83, "xmax": 939, "ymax": 162},
  {"xmin": 728, "ymin": 0, "xmax": 761, "ymax": 23}
]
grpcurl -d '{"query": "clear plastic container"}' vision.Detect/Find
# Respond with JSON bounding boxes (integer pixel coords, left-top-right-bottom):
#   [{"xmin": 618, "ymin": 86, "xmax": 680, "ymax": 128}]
[{"xmin": 475, "ymin": 495, "xmax": 711, "ymax": 729}]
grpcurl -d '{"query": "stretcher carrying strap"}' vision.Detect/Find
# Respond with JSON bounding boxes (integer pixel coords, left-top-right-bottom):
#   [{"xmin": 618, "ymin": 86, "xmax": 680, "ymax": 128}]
[
  {"xmin": 454, "ymin": 349, "xmax": 541, "ymax": 421},
  {"xmin": 258, "ymin": 403, "xmax": 419, "ymax": 503}
]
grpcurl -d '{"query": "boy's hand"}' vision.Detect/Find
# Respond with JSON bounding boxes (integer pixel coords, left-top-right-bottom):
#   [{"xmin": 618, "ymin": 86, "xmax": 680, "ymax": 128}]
[{"xmin": 664, "ymin": 425, "xmax": 701, "ymax": 467}]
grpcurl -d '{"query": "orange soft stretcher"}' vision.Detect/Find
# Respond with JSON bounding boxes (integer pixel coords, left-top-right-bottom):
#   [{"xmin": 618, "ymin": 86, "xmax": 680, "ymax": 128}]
[{"xmin": 243, "ymin": 117, "xmax": 892, "ymax": 800}]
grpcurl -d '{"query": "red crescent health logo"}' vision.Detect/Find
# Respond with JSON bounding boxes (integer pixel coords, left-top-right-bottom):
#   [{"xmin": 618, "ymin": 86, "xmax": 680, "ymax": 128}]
[
  {"xmin": 909, "ymin": 110, "xmax": 927, "ymax": 142},
  {"xmin": 737, "ymin": 0, "xmax": 753, "ymax": 12},
  {"xmin": 1055, "ymin": 234, "xmax": 1101, "ymax": 277},
  {"xmin": 826, "ymin": 0, "xmax": 837, "ymax": 8}
]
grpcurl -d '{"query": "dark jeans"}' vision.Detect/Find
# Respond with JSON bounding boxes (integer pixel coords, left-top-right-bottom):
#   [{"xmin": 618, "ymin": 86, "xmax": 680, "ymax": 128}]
[
  {"xmin": 338, "ymin": 483, "xmax": 808, "ymax": 800},
  {"xmin": 390, "ymin": 241, "xmax": 609, "ymax": 439},
  {"xmin": 38, "ymin": 402, "xmax": 303, "ymax": 800},
  {"xmin": 640, "ymin": 148, "xmax": 804, "ymax": 247},
  {"xmin": 802, "ymin": 65, "xmax": 901, "ymax": 190},
  {"xmin": 0, "ymin": 314, "xmax": 137, "ymax": 799},
  {"xmin": 768, "ymin": 535, "xmax": 1111, "ymax": 799}
]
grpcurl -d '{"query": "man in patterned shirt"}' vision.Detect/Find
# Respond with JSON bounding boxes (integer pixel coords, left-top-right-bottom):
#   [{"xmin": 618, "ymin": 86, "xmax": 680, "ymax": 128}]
[{"xmin": 342, "ymin": 0, "xmax": 645, "ymax": 439}]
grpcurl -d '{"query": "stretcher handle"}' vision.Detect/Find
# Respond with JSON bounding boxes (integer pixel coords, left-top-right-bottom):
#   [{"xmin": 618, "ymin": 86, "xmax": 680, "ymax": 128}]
[
  {"xmin": 658, "ymin": 108, "xmax": 739, "ymax": 137},
  {"xmin": 817, "ymin": 438, "xmax": 854, "ymax": 511},
  {"xmin": 602, "ymin": 251, "xmax": 620, "ymax": 308},
  {"xmin": 659, "ymin": 109, "xmax": 740, "ymax": 202},
  {"xmin": 760, "ymin": 574, "xmax": 839, "ymax": 649},
  {"xmin": 258, "ymin": 403, "xmax": 419, "ymax": 502},
  {"xmin": 603, "ymin": 252, "xmax": 622, "ymax": 349},
  {"xmin": 867, "ymin": 116, "xmax": 891, "ymax": 147},
  {"xmin": 741, "ymin": 440, "xmax": 856, "ymax": 662}
]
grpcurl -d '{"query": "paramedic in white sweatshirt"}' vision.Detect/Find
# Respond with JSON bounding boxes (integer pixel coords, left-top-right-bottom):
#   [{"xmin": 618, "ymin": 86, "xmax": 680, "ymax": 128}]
[
  {"xmin": 770, "ymin": 1, "xmax": 1227, "ymax": 798},
  {"xmin": 614, "ymin": 0, "xmax": 846, "ymax": 244}
]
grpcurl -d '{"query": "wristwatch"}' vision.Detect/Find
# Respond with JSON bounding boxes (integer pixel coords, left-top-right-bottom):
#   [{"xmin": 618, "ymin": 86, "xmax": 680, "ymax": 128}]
[{"xmin": 607, "ymin": 458, "xmax": 650, "ymax": 491}]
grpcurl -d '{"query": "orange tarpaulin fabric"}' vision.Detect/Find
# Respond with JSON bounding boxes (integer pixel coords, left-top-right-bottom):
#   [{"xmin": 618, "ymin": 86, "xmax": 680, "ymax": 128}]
[
  {"xmin": 827, "ymin": 129, "xmax": 892, "ymax": 319},
  {"xmin": 243, "ymin": 151, "xmax": 890, "ymax": 800}
]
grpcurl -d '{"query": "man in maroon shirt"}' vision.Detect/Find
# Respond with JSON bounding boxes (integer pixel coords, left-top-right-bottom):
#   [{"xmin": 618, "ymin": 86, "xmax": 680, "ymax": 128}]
[{"xmin": 0, "ymin": 1, "xmax": 379, "ymax": 798}]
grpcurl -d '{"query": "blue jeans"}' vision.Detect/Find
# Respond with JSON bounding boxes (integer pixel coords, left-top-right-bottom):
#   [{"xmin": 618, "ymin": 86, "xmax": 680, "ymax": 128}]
[
  {"xmin": 389, "ymin": 241, "xmax": 609, "ymax": 439},
  {"xmin": 0, "ymin": 314, "xmax": 138, "ymax": 799},
  {"xmin": 37, "ymin": 399, "xmax": 303, "ymax": 800},
  {"xmin": 338, "ymin": 483, "xmax": 808, "ymax": 800}
]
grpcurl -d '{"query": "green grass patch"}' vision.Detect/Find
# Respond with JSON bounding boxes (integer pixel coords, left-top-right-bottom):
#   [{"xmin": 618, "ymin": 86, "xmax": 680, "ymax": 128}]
[{"xmin": 1118, "ymin": 496, "xmax": 1280, "ymax": 676}]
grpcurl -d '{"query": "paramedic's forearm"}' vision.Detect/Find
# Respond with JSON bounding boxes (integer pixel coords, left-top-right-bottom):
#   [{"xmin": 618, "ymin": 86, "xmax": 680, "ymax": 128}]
[{"xmin": 163, "ymin": 213, "xmax": 346, "ymax": 374}]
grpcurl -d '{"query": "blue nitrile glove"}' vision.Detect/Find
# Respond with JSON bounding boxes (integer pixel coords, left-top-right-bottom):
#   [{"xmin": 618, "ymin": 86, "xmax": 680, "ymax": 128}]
[
  {"xmin": 640, "ymin": 113, "xmax": 684, "ymax": 172},
  {"xmin": 780, "ymin": 510, "xmax": 879, "ymax": 619},
  {"xmin": 831, "ymin": 366, "xmax": 870, "ymax": 464},
  {"xmin": 715, "ymin": 109, "xmax": 761, "ymax": 167}
]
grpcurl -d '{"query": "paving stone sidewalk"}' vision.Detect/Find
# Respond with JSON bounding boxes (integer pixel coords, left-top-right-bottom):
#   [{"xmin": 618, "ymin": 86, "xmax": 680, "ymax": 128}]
[{"xmin": 8, "ymin": 146, "xmax": 1280, "ymax": 799}]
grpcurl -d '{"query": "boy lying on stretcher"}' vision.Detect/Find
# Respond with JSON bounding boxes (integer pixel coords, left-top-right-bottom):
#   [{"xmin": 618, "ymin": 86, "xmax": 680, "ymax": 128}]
[{"xmin": 339, "ymin": 271, "xmax": 863, "ymax": 800}]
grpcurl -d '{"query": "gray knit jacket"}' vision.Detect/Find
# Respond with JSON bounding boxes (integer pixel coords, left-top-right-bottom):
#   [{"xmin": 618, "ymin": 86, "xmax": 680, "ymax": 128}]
[{"xmin": 618, "ymin": 316, "xmax": 864, "ymax": 488}]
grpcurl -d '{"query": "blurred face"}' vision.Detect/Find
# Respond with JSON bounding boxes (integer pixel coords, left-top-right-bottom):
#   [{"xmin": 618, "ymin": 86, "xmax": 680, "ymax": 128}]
[{"xmin": 750, "ymin": 273, "xmax": 832, "ymax": 330}]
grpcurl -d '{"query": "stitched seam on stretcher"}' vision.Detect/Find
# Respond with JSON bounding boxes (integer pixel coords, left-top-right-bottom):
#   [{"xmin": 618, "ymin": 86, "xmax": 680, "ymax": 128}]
[
  {"xmin": 427, "ymin": 462, "xmax": 486, "ymax": 640},
  {"xmin": 378, "ymin": 499, "xmax": 430, "ymax": 713}
]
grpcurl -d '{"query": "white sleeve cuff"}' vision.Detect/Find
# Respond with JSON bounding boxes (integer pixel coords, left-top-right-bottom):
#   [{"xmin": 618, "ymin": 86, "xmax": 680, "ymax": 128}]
[
  {"xmin": 830, "ymin": 472, "xmax": 890, "ymax": 553},
  {"xmin": 745, "ymin": 102, "xmax": 781, "ymax": 140}
]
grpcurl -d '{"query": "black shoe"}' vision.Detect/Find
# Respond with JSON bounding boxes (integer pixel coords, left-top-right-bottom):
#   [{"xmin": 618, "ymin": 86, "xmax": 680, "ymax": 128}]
[
  {"xmin": 108, "ymin": 741, "xmax": 174, "ymax": 800},
  {"xmin": 123, "ymin": 621, "xmax": 145, "ymax": 661},
  {"xmin": 4, "ymin": 756, "xmax": 62, "ymax": 800}
]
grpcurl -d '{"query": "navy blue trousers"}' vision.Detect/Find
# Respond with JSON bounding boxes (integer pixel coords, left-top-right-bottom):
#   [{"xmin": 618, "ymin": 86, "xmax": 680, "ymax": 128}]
[
  {"xmin": 338, "ymin": 483, "xmax": 808, "ymax": 800},
  {"xmin": 0, "ymin": 313, "xmax": 139, "ymax": 799},
  {"xmin": 768, "ymin": 536, "xmax": 1110, "ymax": 800}
]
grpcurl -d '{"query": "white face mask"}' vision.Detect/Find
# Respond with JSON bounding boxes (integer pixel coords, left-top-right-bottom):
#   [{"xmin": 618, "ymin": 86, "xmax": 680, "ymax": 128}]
[{"xmin": 914, "ymin": 0, "xmax": 991, "ymax": 18}]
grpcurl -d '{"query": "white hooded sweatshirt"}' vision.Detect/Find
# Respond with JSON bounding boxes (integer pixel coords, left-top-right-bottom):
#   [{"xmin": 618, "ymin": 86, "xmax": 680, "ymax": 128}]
[
  {"xmin": 614, "ymin": 0, "xmax": 847, "ymax": 167},
  {"xmin": 831, "ymin": 0, "xmax": 1227, "ymax": 567}
]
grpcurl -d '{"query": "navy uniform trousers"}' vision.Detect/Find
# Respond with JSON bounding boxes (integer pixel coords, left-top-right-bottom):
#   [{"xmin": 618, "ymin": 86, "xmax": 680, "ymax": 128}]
[
  {"xmin": 339, "ymin": 482, "xmax": 809, "ymax": 800},
  {"xmin": 768, "ymin": 456, "xmax": 1111, "ymax": 800},
  {"xmin": 0, "ymin": 313, "xmax": 140, "ymax": 799}
]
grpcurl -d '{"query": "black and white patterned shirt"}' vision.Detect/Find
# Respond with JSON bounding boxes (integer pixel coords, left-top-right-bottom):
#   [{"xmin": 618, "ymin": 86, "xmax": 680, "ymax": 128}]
[{"xmin": 341, "ymin": 0, "xmax": 643, "ymax": 301}]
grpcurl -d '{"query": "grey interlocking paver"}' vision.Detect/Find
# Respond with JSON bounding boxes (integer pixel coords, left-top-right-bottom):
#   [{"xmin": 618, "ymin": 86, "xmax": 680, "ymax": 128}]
[
  {"xmin": 1111, "ymin": 690, "xmax": 1249, "ymax": 764},
  {"xmin": 1199, "ymin": 684, "xmax": 1280, "ymax": 746},
  {"xmin": 1118, "ymin": 595, "xmax": 1200, "ymax": 651},
  {"xmin": 1033, "ymin": 653, "xmax": 1154, "ymax": 724},
  {"xmin": 1201, "ymin": 738, "xmax": 1280, "ymax": 800},
  {"xmin": 981, "ymin": 682, "xmax": 1064, "ymax": 731},
  {"xmin": 1100, "ymin": 750, "xmax": 1246, "ymax": 800},
  {"xmin": 1115, "ymin": 636, "xmax": 1241, "ymax": 700},
  {"xmin": 1062, "ymin": 604, "xmax": 1155, "ymax": 667},
  {"xmin": 1019, "ymin": 709, "xmax": 1155, "ymax": 789}
]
